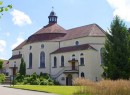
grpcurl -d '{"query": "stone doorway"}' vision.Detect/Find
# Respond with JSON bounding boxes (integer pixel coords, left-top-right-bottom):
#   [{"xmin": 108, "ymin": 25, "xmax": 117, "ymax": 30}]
[{"xmin": 66, "ymin": 74, "xmax": 72, "ymax": 85}]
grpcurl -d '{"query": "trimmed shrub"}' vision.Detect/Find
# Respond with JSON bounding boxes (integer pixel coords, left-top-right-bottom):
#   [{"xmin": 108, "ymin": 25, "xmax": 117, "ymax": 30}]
[{"xmin": 15, "ymin": 72, "xmax": 56, "ymax": 85}]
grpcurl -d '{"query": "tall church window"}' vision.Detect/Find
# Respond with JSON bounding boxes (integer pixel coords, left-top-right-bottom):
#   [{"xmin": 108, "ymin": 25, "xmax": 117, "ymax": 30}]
[
  {"xmin": 40, "ymin": 51, "xmax": 45, "ymax": 68},
  {"xmin": 80, "ymin": 53, "xmax": 84, "ymax": 65},
  {"xmin": 29, "ymin": 53, "xmax": 32, "ymax": 68},
  {"xmin": 81, "ymin": 72, "xmax": 85, "ymax": 78},
  {"xmin": 100, "ymin": 48, "xmax": 105, "ymax": 64},
  {"xmin": 61, "ymin": 56, "xmax": 64, "ymax": 67},
  {"xmin": 54, "ymin": 56, "xmax": 57, "ymax": 67},
  {"xmin": 80, "ymin": 58, "xmax": 84, "ymax": 66}
]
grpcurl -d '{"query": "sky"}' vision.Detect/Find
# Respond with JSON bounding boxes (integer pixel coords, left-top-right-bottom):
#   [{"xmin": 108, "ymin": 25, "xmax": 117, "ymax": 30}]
[{"xmin": 0, "ymin": 0, "xmax": 130, "ymax": 60}]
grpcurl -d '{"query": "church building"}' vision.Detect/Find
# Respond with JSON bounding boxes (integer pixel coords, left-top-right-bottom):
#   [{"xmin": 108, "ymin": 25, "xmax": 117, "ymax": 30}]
[{"xmin": 8, "ymin": 10, "xmax": 106, "ymax": 85}]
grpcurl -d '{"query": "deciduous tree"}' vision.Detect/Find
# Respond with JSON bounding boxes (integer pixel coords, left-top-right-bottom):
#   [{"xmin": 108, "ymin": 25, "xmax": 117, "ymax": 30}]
[{"xmin": 0, "ymin": 1, "xmax": 12, "ymax": 18}]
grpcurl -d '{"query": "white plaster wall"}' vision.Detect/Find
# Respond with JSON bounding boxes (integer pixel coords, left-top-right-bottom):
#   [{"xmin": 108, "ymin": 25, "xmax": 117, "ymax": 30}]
[
  {"xmin": 22, "ymin": 41, "xmax": 59, "ymax": 75},
  {"xmin": 60, "ymin": 36, "xmax": 105, "ymax": 48},
  {"xmin": 8, "ymin": 59, "xmax": 21, "ymax": 76},
  {"xmin": 51, "ymin": 49, "xmax": 103, "ymax": 84},
  {"xmin": 12, "ymin": 49, "xmax": 22, "ymax": 55}
]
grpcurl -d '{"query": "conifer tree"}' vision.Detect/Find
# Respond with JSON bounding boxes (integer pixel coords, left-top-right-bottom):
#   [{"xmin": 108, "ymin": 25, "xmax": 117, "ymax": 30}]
[
  {"xmin": 103, "ymin": 16, "xmax": 130, "ymax": 80},
  {"xmin": 19, "ymin": 58, "xmax": 26, "ymax": 76}
]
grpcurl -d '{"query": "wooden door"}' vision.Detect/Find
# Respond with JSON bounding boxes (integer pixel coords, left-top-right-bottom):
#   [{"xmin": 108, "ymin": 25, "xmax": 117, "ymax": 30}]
[{"xmin": 72, "ymin": 62, "xmax": 75, "ymax": 70}]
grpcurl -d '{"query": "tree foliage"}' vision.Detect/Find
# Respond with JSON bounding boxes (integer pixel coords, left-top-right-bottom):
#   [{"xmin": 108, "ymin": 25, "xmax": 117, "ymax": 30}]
[
  {"xmin": 19, "ymin": 58, "xmax": 26, "ymax": 76},
  {"xmin": 0, "ymin": 73, "xmax": 5, "ymax": 83},
  {"xmin": 0, "ymin": 59, "xmax": 3, "ymax": 73},
  {"xmin": 103, "ymin": 16, "xmax": 130, "ymax": 80},
  {"xmin": 0, "ymin": 1, "xmax": 12, "ymax": 18}
]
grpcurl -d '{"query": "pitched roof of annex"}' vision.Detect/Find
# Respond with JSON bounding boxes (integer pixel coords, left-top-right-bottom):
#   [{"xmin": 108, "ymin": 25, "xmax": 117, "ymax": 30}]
[
  {"xmin": 51, "ymin": 44, "xmax": 97, "ymax": 54},
  {"xmin": 9, "ymin": 54, "xmax": 22, "ymax": 60}
]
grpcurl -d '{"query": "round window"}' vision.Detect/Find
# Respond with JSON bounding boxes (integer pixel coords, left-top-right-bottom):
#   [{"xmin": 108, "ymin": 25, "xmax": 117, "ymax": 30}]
[{"xmin": 75, "ymin": 41, "xmax": 79, "ymax": 46}]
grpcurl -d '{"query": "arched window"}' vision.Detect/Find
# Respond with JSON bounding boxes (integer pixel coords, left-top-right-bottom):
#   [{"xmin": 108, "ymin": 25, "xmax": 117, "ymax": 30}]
[
  {"xmin": 100, "ymin": 48, "xmax": 105, "ymax": 64},
  {"xmin": 40, "ymin": 51, "xmax": 45, "ymax": 68},
  {"xmin": 81, "ymin": 72, "xmax": 85, "ymax": 78},
  {"xmin": 80, "ymin": 53, "xmax": 83, "ymax": 56},
  {"xmin": 72, "ymin": 54, "xmax": 75, "ymax": 60},
  {"xmin": 29, "ymin": 53, "xmax": 32, "ymax": 68},
  {"xmin": 29, "ymin": 46, "xmax": 32, "ymax": 50},
  {"xmin": 54, "ymin": 56, "xmax": 57, "ymax": 67},
  {"xmin": 75, "ymin": 41, "xmax": 79, "ymax": 46},
  {"xmin": 80, "ymin": 53, "xmax": 84, "ymax": 65},
  {"xmin": 61, "ymin": 56, "xmax": 64, "ymax": 67}
]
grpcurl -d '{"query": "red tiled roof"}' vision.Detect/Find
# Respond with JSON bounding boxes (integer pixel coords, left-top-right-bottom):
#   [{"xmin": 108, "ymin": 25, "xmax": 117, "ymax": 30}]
[
  {"xmin": 12, "ymin": 23, "xmax": 106, "ymax": 51},
  {"xmin": 26, "ymin": 33, "xmax": 66, "ymax": 44},
  {"xmin": 13, "ymin": 40, "xmax": 27, "ymax": 51},
  {"xmin": 9, "ymin": 54, "xmax": 22, "ymax": 60},
  {"xmin": 34, "ymin": 23, "xmax": 66, "ymax": 34},
  {"xmin": 59, "ymin": 24, "xmax": 106, "ymax": 41},
  {"xmin": 25, "ymin": 23, "xmax": 66, "ymax": 44},
  {"xmin": 51, "ymin": 44, "xmax": 97, "ymax": 54}
]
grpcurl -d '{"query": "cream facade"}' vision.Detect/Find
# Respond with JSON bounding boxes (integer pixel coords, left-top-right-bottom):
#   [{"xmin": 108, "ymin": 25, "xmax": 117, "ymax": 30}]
[{"xmin": 8, "ymin": 10, "xmax": 106, "ymax": 85}]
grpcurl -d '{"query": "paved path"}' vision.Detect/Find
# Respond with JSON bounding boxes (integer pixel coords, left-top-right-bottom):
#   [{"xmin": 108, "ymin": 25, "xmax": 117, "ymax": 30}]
[{"xmin": 0, "ymin": 85, "xmax": 58, "ymax": 95}]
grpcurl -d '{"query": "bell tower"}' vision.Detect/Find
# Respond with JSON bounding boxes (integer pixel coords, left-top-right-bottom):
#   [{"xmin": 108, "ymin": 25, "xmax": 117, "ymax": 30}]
[{"xmin": 48, "ymin": 7, "xmax": 57, "ymax": 24}]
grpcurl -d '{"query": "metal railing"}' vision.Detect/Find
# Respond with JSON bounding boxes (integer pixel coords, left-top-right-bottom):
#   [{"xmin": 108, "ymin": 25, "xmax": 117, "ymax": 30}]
[{"xmin": 51, "ymin": 66, "xmax": 79, "ymax": 79}]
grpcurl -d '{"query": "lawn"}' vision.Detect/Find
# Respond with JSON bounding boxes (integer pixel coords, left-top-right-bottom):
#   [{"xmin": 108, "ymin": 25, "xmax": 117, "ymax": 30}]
[{"xmin": 11, "ymin": 85, "xmax": 77, "ymax": 95}]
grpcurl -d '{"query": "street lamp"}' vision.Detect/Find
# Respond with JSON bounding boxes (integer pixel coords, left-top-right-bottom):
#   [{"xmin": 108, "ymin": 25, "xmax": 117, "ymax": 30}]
[{"xmin": 12, "ymin": 63, "xmax": 16, "ymax": 86}]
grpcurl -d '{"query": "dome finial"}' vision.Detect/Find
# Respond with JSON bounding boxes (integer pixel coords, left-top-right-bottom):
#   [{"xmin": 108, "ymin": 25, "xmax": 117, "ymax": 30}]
[{"xmin": 52, "ymin": 6, "xmax": 54, "ymax": 11}]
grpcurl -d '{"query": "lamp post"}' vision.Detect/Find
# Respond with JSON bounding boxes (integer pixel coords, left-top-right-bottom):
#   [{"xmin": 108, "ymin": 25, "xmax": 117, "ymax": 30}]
[{"xmin": 12, "ymin": 64, "xmax": 16, "ymax": 86}]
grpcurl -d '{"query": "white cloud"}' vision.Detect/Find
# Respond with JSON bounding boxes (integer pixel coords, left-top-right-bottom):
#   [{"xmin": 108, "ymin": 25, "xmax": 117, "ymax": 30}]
[
  {"xmin": 10, "ymin": 9, "xmax": 32, "ymax": 26},
  {"xmin": 11, "ymin": 37, "xmax": 24, "ymax": 49},
  {"xmin": 107, "ymin": 0, "xmax": 130, "ymax": 22},
  {"xmin": 0, "ymin": 40, "xmax": 6, "ymax": 52}
]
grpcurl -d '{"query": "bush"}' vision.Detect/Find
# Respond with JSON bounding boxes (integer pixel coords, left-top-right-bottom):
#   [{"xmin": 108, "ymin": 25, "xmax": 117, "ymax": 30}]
[
  {"xmin": 15, "ymin": 72, "xmax": 55, "ymax": 85},
  {"xmin": 53, "ymin": 80, "xmax": 60, "ymax": 85},
  {"xmin": 0, "ymin": 74, "xmax": 5, "ymax": 83},
  {"xmin": 15, "ymin": 73, "xmax": 24, "ymax": 82}
]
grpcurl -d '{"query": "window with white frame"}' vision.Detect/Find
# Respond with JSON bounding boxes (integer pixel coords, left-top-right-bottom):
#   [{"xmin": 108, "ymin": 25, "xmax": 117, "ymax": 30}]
[
  {"xmin": 40, "ymin": 51, "xmax": 45, "ymax": 68},
  {"xmin": 80, "ymin": 53, "xmax": 84, "ymax": 65},
  {"xmin": 54, "ymin": 56, "xmax": 57, "ymax": 67},
  {"xmin": 61, "ymin": 56, "xmax": 64, "ymax": 67},
  {"xmin": 100, "ymin": 48, "xmax": 105, "ymax": 65},
  {"xmin": 29, "ymin": 53, "xmax": 32, "ymax": 68}
]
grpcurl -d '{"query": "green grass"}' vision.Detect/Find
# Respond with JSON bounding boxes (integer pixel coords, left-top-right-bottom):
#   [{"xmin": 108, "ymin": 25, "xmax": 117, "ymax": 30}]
[{"xmin": 11, "ymin": 85, "xmax": 76, "ymax": 95}]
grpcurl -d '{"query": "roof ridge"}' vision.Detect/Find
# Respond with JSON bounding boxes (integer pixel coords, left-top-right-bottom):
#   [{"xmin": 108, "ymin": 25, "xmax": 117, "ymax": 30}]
[
  {"xmin": 95, "ymin": 24, "xmax": 106, "ymax": 34},
  {"xmin": 88, "ymin": 24, "xmax": 96, "ymax": 36},
  {"xmin": 66, "ymin": 23, "xmax": 95, "ymax": 32}
]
